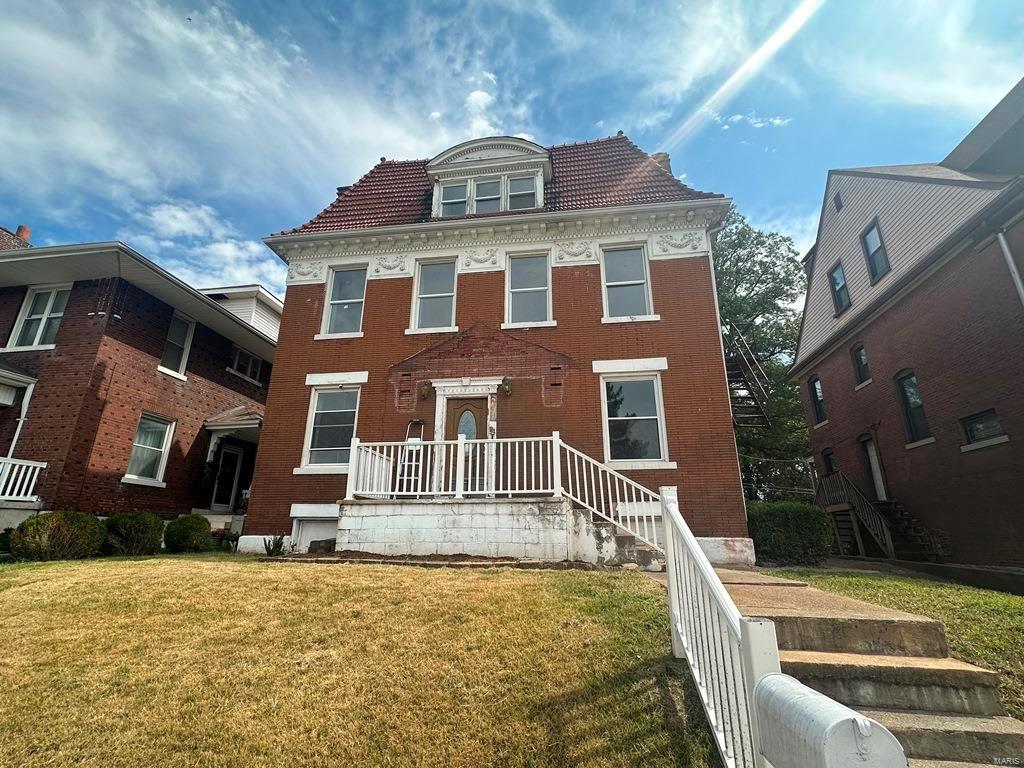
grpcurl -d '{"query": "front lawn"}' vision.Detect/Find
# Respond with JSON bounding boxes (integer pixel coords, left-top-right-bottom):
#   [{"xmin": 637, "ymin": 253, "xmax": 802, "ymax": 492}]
[
  {"xmin": 770, "ymin": 566, "xmax": 1024, "ymax": 719},
  {"xmin": 0, "ymin": 555, "xmax": 718, "ymax": 768}
]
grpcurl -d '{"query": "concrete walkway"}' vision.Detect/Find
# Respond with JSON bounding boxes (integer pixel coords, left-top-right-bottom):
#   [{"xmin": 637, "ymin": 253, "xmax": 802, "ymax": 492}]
[{"xmin": 651, "ymin": 567, "xmax": 1024, "ymax": 765}]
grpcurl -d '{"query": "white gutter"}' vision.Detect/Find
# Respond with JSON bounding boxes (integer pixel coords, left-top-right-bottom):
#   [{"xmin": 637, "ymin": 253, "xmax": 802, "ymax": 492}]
[{"xmin": 997, "ymin": 230, "xmax": 1024, "ymax": 310}]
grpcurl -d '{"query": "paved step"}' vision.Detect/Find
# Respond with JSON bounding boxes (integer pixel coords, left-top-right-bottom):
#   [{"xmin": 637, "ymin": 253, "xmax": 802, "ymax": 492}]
[
  {"xmin": 768, "ymin": 611, "xmax": 948, "ymax": 657},
  {"xmin": 861, "ymin": 709, "xmax": 1024, "ymax": 763},
  {"xmin": 781, "ymin": 650, "xmax": 1003, "ymax": 715}
]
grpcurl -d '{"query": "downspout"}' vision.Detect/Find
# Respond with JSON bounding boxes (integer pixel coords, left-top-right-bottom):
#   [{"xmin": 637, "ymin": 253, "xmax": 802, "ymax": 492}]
[
  {"xmin": 996, "ymin": 231, "xmax": 1024, "ymax": 310},
  {"xmin": 7, "ymin": 381, "xmax": 34, "ymax": 458}
]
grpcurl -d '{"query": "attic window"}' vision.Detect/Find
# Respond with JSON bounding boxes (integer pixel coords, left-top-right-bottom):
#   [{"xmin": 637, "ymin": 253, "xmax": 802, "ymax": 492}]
[{"xmin": 438, "ymin": 175, "xmax": 540, "ymax": 217}]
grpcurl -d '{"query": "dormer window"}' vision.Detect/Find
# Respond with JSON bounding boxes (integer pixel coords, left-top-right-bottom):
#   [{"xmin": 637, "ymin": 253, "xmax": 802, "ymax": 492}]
[
  {"xmin": 441, "ymin": 184, "xmax": 467, "ymax": 217},
  {"xmin": 508, "ymin": 177, "xmax": 536, "ymax": 210},
  {"xmin": 474, "ymin": 180, "xmax": 501, "ymax": 214},
  {"xmin": 427, "ymin": 137, "xmax": 551, "ymax": 219}
]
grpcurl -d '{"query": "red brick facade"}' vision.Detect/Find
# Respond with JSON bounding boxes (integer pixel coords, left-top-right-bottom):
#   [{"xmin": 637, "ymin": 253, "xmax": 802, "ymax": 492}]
[
  {"xmin": 0, "ymin": 278, "xmax": 267, "ymax": 516},
  {"xmin": 798, "ymin": 219, "xmax": 1024, "ymax": 567},
  {"xmin": 245, "ymin": 254, "xmax": 748, "ymax": 539}
]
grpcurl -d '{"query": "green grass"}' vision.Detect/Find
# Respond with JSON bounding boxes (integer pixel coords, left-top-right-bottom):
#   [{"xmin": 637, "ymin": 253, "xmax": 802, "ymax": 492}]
[
  {"xmin": 0, "ymin": 555, "xmax": 719, "ymax": 768},
  {"xmin": 770, "ymin": 566, "xmax": 1024, "ymax": 719}
]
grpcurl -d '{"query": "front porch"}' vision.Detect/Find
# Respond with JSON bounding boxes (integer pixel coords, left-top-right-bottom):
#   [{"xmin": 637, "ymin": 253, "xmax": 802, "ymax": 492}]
[
  {"xmin": 195, "ymin": 405, "xmax": 264, "ymax": 533},
  {"xmin": 0, "ymin": 361, "xmax": 47, "ymax": 520}
]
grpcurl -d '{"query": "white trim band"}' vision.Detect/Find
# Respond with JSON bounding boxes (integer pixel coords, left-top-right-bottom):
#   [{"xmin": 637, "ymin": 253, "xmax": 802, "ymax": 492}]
[
  {"xmin": 305, "ymin": 371, "xmax": 369, "ymax": 386},
  {"xmin": 290, "ymin": 503, "xmax": 341, "ymax": 519},
  {"xmin": 592, "ymin": 357, "xmax": 668, "ymax": 374}
]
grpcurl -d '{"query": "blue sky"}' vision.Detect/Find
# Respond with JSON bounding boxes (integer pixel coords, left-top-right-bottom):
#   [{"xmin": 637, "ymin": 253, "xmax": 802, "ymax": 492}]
[{"xmin": 2, "ymin": 0, "xmax": 1022, "ymax": 294}]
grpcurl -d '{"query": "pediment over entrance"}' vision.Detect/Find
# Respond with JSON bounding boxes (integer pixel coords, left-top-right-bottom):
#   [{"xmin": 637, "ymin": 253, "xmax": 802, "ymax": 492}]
[{"xmin": 391, "ymin": 323, "xmax": 573, "ymax": 377}]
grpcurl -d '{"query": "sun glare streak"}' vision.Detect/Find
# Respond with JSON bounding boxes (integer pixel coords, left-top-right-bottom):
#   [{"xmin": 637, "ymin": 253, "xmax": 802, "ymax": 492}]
[{"xmin": 661, "ymin": 0, "xmax": 825, "ymax": 152}]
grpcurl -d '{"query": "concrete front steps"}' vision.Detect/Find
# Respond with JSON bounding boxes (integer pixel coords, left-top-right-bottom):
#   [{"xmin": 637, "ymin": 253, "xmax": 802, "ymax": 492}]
[{"xmin": 721, "ymin": 569, "xmax": 1024, "ymax": 766}]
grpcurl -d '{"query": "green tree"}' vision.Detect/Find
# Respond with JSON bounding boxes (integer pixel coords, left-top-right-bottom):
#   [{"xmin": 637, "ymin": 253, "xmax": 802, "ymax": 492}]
[{"xmin": 713, "ymin": 209, "xmax": 814, "ymax": 501}]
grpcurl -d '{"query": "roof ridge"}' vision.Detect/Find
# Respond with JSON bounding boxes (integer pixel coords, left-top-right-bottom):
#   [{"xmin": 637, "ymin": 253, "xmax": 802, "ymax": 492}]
[{"xmin": 545, "ymin": 133, "xmax": 629, "ymax": 150}]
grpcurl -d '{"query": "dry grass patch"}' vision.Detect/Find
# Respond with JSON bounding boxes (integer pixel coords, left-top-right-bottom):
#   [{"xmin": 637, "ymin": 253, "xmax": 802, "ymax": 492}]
[{"xmin": 0, "ymin": 555, "xmax": 719, "ymax": 768}]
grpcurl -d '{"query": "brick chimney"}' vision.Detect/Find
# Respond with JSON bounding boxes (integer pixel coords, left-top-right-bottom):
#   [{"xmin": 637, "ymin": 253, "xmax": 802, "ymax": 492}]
[
  {"xmin": 650, "ymin": 152, "xmax": 672, "ymax": 175},
  {"xmin": 14, "ymin": 225, "xmax": 31, "ymax": 243}
]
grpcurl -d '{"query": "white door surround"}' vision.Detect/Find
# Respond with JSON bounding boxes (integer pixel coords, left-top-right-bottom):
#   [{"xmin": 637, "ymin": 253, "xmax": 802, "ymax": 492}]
[{"xmin": 431, "ymin": 377, "xmax": 503, "ymax": 440}]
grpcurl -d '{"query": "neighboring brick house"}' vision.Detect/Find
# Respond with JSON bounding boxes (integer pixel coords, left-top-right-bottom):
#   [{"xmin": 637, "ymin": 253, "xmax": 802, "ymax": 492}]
[
  {"xmin": 0, "ymin": 237, "xmax": 281, "ymax": 531},
  {"xmin": 791, "ymin": 79, "xmax": 1024, "ymax": 567},
  {"xmin": 243, "ymin": 134, "xmax": 750, "ymax": 562}
]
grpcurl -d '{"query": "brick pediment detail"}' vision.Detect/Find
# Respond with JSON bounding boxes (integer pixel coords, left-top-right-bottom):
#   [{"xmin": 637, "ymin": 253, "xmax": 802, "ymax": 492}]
[{"xmin": 389, "ymin": 323, "xmax": 573, "ymax": 410}]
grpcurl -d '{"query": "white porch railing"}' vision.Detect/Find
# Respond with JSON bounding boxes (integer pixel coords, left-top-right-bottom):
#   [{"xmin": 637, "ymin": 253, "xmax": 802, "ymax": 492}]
[
  {"xmin": 0, "ymin": 457, "xmax": 46, "ymax": 501},
  {"xmin": 660, "ymin": 486, "xmax": 906, "ymax": 768},
  {"xmin": 347, "ymin": 433, "xmax": 661, "ymax": 550}
]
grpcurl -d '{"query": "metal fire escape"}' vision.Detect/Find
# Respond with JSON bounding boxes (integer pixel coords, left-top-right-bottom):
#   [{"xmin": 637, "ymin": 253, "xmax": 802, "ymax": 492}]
[{"xmin": 722, "ymin": 322, "xmax": 771, "ymax": 429}]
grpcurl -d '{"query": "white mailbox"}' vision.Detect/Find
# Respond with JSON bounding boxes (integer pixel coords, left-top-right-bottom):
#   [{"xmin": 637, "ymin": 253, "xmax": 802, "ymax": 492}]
[{"xmin": 754, "ymin": 673, "xmax": 907, "ymax": 768}]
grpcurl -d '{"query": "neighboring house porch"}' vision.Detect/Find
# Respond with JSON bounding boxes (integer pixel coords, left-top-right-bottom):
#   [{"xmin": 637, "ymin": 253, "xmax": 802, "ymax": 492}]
[{"xmin": 0, "ymin": 361, "xmax": 46, "ymax": 520}]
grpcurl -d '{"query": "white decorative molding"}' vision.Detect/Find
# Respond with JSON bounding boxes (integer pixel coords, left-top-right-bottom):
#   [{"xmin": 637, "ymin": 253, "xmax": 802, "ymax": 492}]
[
  {"xmin": 554, "ymin": 240, "xmax": 596, "ymax": 264},
  {"xmin": 372, "ymin": 253, "xmax": 411, "ymax": 278},
  {"xmin": 286, "ymin": 259, "xmax": 327, "ymax": 284},
  {"xmin": 592, "ymin": 357, "xmax": 669, "ymax": 374},
  {"xmin": 654, "ymin": 231, "xmax": 705, "ymax": 255},
  {"xmin": 305, "ymin": 371, "xmax": 369, "ymax": 386},
  {"xmin": 459, "ymin": 247, "xmax": 503, "ymax": 272}
]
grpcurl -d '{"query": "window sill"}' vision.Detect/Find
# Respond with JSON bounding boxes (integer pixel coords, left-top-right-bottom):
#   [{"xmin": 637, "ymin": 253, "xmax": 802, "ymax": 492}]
[
  {"xmin": 0, "ymin": 344, "xmax": 56, "ymax": 353},
  {"xmin": 601, "ymin": 314, "xmax": 661, "ymax": 324},
  {"xmin": 293, "ymin": 465, "xmax": 349, "ymax": 475},
  {"xmin": 606, "ymin": 460, "xmax": 677, "ymax": 470},
  {"xmin": 812, "ymin": 419, "xmax": 830, "ymax": 430},
  {"xmin": 314, "ymin": 331, "xmax": 365, "ymax": 340},
  {"xmin": 904, "ymin": 436, "xmax": 936, "ymax": 451},
  {"xmin": 120, "ymin": 475, "xmax": 167, "ymax": 489},
  {"xmin": 961, "ymin": 434, "xmax": 1010, "ymax": 453},
  {"xmin": 405, "ymin": 326, "xmax": 459, "ymax": 335},
  {"xmin": 225, "ymin": 367, "xmax": 263, "ymax": 387},
  {"xmin": 854, "ymin": 378, "xmax": 873, "ymax": 391},
  {"xmin": 157, "ymin": 365, "xmax": 188, "ymax": 382},
  {"xmin": 501, "ymin": 320, "xmax": 556, "ymax": 330}
]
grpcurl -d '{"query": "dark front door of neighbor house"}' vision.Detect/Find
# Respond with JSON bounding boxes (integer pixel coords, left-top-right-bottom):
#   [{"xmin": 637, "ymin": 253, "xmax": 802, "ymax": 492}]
[
  {"xmin": 444, "ymin": 398, "xmax": 488, "ymax": 492},
  {"xmin": 211, "ymin": 445, "xmax": 244, "ymax": 513}
]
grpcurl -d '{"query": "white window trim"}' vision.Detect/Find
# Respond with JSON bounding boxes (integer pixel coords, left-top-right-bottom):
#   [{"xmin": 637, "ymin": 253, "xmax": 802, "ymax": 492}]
[
  {"xmin": 593, "ymin": 357, "xmax": 668, "ymax": 374},
  {"xmin": 599, "ymin": 244, "xmax": 655, "ymax": 321},
  {"xmin": 503, "ymin": 251, "xmax": 553, "ymax": 327},
  {"xmin": 157, "ymin": 312, "xmax": 195, "ymax": 380},
  {"xmin": 436, "ymin": 173, "xmax": 543, "ymax": 217},
  {"xmin": 226, "ymin": 348, "xmax": 262, "ymax": 386},
  {"xmin": 440, "ymin": 182, "xmax": 469, "ymax": 217},
  {"xmin": 5, "ymin": 283, "xmax": 72, "ymax": 351},
  {"xmin": 960, "ymin": 434, "xmax": 1010, "ymax": 453},
  {"xmin": 409, "ymin": 259, "xmax": 458, "ymax": 332},
  {"xmin": 321, "ymin": 265, "xmax": 368, "ymax": 338},
  {"xmin": 298, "ymin": 384, "xmax": 361, "ymax": 472},
  {"xmin": 599, "ymin": 371, "xmax": 675, "ymax": 469},
  {"xmin": 507, "ymin": 175, "xmax": 538, "ymax": 211},
  {"xmin": 473, "ymin": 177, "xmax": 502, "ymax": 213},
  {"xmin": 305, "ymin": 371, "xmax": 368, "ymax": 387},
  {"xmin": 121, "ymin": 413, "xmax": 176, "ymax": 488}
]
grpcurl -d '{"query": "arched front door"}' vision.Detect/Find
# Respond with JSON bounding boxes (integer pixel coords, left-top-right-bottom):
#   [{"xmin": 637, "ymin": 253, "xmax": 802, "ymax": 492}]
[{"xmin": 444, "ymin": 398, "xmax": 489, "ymax": 492}]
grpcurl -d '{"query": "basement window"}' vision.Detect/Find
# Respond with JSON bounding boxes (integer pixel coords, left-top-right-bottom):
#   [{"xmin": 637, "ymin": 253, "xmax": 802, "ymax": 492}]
[{"xmin": 7, "ymin": 284, "xmax": 72, "ymax": 350}]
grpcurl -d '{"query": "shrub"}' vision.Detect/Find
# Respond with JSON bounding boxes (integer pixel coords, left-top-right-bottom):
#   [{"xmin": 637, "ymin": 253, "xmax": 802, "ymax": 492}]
[
  {"xmin": 10, "ymin": 511, "xmax": 105, "ymax": 561},
  {"xmin": 163, "ymin": 514, "xmax": 212, "ymax": 553},
  {"xmin": 263, "ymin": 533, "xmax": 286, "ymax": 557},
  {"xmin": 0, "ymin": 527, "xmax": 12, "ymax": 553},
  {"xmin": 104, "ymin": 511, "xmax": 164, "ymax": 556},
  {"xmin": 748, "ymin": 501, "xmax": 833, "ymax": 566}
]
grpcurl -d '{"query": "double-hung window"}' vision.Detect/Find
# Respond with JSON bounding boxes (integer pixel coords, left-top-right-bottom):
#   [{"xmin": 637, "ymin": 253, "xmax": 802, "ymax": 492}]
[
  {"xmin": 413, "ymin": 260, "xmax": 457, "ymax": 331},
  {"xmin": 829, "ymin": 263, "xmax": 851, "ymax": 313},
  {"xmin": 441, "ymin": 184, "xmax": 467, "ymax": 217},
  {"xmin": 123, "ymin": 414, "xmax": 175, "ymax": 486},
  {"xmin": 9, "ymin": 285, "xmax": 71, "ymax": 349},
  {"xmin": 229, "ymin": 348, "xmax": 263, "ymax": 383},
  {"xmin": 861, "ymin": 220, "xmax": 891, "ymax": 283},
  {"xmin": 809, "ymin": 375, "xmax": 827, "ymax": 424},
  {"xmin": 506, "ymin": 253, "xmax": 551, "ymax": 326},
  {"xmin": 508, "ymin": 177, "xmax": 536, "ymax": 210},
  {"xmin": 159, "ymin": 313, "xmax": 195, "ymax": 379},
  {"xmin": 305, "ymin": 387, "xmax": 359, "ymax": 466},
  {"xmin": 324, "ymin": 266, "xmax": 367, "ymax": 335},
  {"xmin": 474, "ymin": 180, "xmax": 501, "ymax": 214},
  {"xmin": 851, "ymin": 343, "xmax": 871, "ymax": 384},
  {"xmin": 896, "ymin": 370, "xmax": 930, "ymax": 443},
  {"xmin": 602, "ymin": 247, "xmax": 652, "ymax": 319},
  {"xmin": 603, "ymin": 376, "xmax": 667, "ymax": 461}
]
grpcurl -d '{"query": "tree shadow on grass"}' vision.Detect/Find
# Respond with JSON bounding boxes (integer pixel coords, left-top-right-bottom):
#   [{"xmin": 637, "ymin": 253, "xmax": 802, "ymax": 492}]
[{"xmin": 529, "ymin": 654, "xmax": 723, "ymax": 768}]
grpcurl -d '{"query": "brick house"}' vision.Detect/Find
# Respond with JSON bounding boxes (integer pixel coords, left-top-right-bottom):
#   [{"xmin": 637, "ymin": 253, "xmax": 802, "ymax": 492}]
[
  {"xmin": 791, "ymin": 79, "xmax": 1024, "ymax": 567},
  {"xmin": 0, "ymin": 236, "xmax": 281, "ymax": 532},
  {"xmin": 242, "ymin": 134, "xmax": 752, "ymax": 563}
]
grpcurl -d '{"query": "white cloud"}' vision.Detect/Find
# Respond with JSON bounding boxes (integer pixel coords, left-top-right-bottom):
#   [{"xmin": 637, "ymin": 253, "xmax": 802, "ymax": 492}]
[
  {"xmin": 466, "ymin": 89, "xmax": 499, "ymax": 136},
  {"xmin": 809, "ymin": 0, "xmax": 1024, "ymax": 115},
  {"xmin": 707, "ymin": 109, "xmax": 792, "ymax": 130},
  {"xmin": 747, "ymin": 209, "xmax": 820, "ymax": 256}
]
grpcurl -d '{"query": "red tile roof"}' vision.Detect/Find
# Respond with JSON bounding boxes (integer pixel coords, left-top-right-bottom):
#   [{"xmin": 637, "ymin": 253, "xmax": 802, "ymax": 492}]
[
  {"xmin": 276, "ymin": 134, "xmax": 723, "ymax": 236},
  {"xmin": 0, "ymin": 226, "xmax": 30, "ymax": 251}
]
